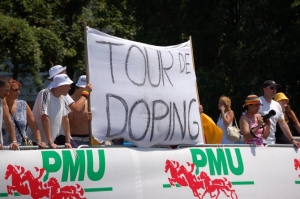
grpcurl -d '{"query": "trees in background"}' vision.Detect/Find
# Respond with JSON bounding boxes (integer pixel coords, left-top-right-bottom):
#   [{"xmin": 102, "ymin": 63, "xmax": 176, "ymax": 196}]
[{"xmin": 1, "ymin": 0, "xmax": 300, "ymax": 119}]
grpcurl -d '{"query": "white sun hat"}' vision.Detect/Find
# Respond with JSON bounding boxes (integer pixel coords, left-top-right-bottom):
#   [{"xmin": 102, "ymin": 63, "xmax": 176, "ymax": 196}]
[
  {"xmin": 48, "ymin": 65, "xmax": 67, "ymax": 79},
  {"xmin": 75, "ymin": 75, "xmax": 87, "ymax": 88},
  {"xmin": 52, "ymin": 74, "xmax": 73, "ymax": 88}
]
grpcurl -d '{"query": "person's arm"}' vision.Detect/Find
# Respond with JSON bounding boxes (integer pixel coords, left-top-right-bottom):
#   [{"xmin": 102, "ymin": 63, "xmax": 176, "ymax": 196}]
[
  {"xmin": 220, "ymin": 109, "xmax": 234, "ymax": 127},
  {"xmin": 288, "ymin": 110, "xmax": 300, "ymax": 135},
  {"xmin": 239, "ymin": 116, "xmax": 252, "ymax": 140},
  {"xmin": 69, "ymin": 84, "xmax": 92, "ymax": 113},
  {"xmin": 262, "ymin": 120, "xmax": 271, "ymax": 139},
  {"xmin": 279, "ymin": 121, "xmax": 300, "ymax": 148},
  {"xmin": 199, "ymin": 105, "xmax": 203, "ymax": 114},
  {"xmin": 293, "ymin": 122, "xmax": 300, "ymax": 135},
  {"xmin": 41, "ymin": 114, "xmax": 57, "ymax": 149},
  {"xmin": 26, "ymin": 104, "xmax": 46, "ymax": 149},
  {"xmin": 62, "ymin": 116, "xmax": 72, "ymax": 148},
  {"xmin": 2, "ymin": 98, "xmax": 19, "ymax": 150}
]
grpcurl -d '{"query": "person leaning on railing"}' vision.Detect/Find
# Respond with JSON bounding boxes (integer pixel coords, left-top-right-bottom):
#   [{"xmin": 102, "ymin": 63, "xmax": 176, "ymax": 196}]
[
  {"xmin": 274, "ymin": 92, "xmax": 300, "ymax": 144},
  {"xmin": 0, "ymin": 76, "xmax": 19, "ymax": 150},
  {"xmin": 259, "ymin": 80, "xmax": 300, "ymax": 148},
  {"xmin": 2, "ymin": 79, "xmax": 46, "ymax": 149},
  {"xmin": 239, "ymin": 95, "xmax": 271, "ymax": 146}
]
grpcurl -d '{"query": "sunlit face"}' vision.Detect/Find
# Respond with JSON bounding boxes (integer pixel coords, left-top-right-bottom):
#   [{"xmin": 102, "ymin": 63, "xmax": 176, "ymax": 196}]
[
  {"xmin": 263, "ymin": 86, "xmax": 277, "ymax": 98},
  {"xmin": 8, "ymin": 83, "xmax": 20, "ymax": 99},
  {"xmin": 248, "ymin": 103, "xmax": 262, "ymax": 114},
  {"xmin": 0, "ymin": 83, "xmax": 10, "ymax": 99},
  {"xmin": 218, "ymin": 99, "xmax": 223, "ymax": 109},
  {"xmin": 278, "ymin": 100, "xmax": 289, "ymax": 111},
  {"xmin": 60, "ymin": 84, "xmax": 71, "ymax": 96}
]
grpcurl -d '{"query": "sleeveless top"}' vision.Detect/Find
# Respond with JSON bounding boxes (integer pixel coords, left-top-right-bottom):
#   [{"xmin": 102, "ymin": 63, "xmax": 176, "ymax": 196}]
[
  {"xmin": 275, "ymin": 121, "xmax": 297, "ymax": 144},
  {"xmin": 243, "ymin": 113, "xmax": 264, "ymax": 146},
  {"xmin": 217, "ymin": 112, "xmax": 234, "ymax": 144},
  {"xmin": 2, "ymin": 100, "xmax": 27, "ymax": 145}
]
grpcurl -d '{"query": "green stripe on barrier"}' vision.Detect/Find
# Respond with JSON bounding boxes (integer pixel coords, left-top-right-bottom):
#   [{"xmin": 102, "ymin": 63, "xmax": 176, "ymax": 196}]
[
  {"xmin": 231, "ymin": 181, "xmax": 254, "ymax": 185},
  {"xmin": 84, "ymin": 187, "xmax": 113, "ymax": 192}
]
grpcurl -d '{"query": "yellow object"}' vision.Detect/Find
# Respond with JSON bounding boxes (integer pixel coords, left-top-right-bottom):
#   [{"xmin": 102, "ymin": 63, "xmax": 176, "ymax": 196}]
[
  {"xmin": 92, "ymin": 136, "xmax": 100, "ymax": 145},
  {"xmin": 274, "ymin": 92, "xmax": 289, "ymax": 102},
  {"xmin": 201, "ymin": 113, "xmax": 223, "ymax": 144}
]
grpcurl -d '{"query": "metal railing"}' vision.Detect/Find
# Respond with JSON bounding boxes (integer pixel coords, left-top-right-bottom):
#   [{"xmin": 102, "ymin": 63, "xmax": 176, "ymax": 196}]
[{"xmin": 2, "ymin": 136, "xmax": 300, "ymax": 150}]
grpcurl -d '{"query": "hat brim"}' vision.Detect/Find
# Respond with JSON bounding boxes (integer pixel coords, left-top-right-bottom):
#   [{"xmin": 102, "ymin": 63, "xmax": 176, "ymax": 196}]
[
  {"xmin": 263, "ymin": 83, "xmax": 280, "ymax": 88},
  {"xmin": 244, "ymin": 102, "xmax": 263, "ymax": 107},
  {"xmin": 48, "ymin": 67, "xmax": 67, "ymax": 79},
  {"xmin": 75, "ymin": 82, "xmax": 86, "ymax": 88},
  {"xmin": 52, "ymin": 79, "xmax": 73, "ymax": 88}
]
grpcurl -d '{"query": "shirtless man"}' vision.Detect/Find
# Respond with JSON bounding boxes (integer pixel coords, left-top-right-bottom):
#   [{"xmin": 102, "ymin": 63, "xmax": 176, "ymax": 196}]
[{"xmin": 68, "ymin": 75, "xmax": 92, "ymax": 145}]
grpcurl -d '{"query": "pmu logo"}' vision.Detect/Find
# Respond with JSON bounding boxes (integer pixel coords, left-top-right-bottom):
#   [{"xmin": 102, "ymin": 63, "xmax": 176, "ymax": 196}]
[
  {"xmin": 3, "ymin": 149, "xmax": 110, "ymax": 198},
  {"xmin": 4, "ymin": 164, "xmax": 85, "ymax": 199},
  {"xmin": 165, "ymin": 148, "xmax": 243, "ymax": 199}
]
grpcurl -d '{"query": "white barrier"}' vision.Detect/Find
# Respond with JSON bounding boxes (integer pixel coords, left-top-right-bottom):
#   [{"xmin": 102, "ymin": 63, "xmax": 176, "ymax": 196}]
[{"xmin": 0, "ymin": 146, "xmax": 299, "ymax": 199}]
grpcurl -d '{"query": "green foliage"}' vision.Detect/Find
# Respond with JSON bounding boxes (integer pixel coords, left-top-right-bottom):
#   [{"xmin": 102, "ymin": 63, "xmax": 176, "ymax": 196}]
[
  {"xmin": 0, "ymin": 14, "xmax": 42, "ymax": 85},
  {"xmin": 1, "ymin": 0, "xmax": 300, "ymax": 119}
]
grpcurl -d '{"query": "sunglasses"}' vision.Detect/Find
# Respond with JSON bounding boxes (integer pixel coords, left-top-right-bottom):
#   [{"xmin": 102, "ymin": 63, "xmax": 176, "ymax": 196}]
[
  {"xmin": 269, "ymin": 86, "xmax": 277, "ymax": 90},
  {"xmin": 10, "ymin": 89, "xmax": 20, "ymax": 92}
]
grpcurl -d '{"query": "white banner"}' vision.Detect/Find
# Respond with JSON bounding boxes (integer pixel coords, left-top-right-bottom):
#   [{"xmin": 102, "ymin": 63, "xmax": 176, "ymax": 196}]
[
  {"xmin": 0, "ymin": 147, "xmax": 300, "ymax": 199},
  {"xmin": 87, "ymin": 27, "xmax": 203, "ymax": 147}
]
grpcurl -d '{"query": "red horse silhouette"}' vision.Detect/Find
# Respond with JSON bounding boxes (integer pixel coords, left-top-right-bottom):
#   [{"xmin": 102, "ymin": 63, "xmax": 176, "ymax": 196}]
[
  {"xmin": 165, "ymin": 160, "xmax": 189, "ymax": 186},
  {"xmin": 5, "ymin": 165, "xmax": 30, "ymax": 195},
  {"xmin": 44, "ymin": 177, "xmax": 86, "ymax": 199},
  {"xmin": 4, "ymin": 164, "xmax": 86, "ymax": 199},
  {"xmin": 200, "ymin": 171, "xmax": 237, "ymax": 199},
  {"xmin": 22, "ymin": 167, "xmax": 50, "ymax": 199},
  {"xmin": 165, "ymin": 159, "xmax": 238, "ymax": 199},
  {"xmin": 294, "ymin": 159, "xmax": 300, "ymax": 178},
  {"xmin": 294, "ymin": 159, "xmax": 300, "ymax": 170},
  {"xmin": 165, "ymin": 160, "xmax": 204, "ymax": 198}
]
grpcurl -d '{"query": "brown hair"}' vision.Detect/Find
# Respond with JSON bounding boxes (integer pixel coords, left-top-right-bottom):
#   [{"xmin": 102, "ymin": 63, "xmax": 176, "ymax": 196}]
[
  {"xmin": 285, "ymin": 105, "xmax": 299, "ymax": 125},
  {"xmin": 0, "ymin": 76, "xmax": 9, "ymax": 87},
  {"xmin": 219, "ymin": 95, "xmax": 231, "ymax": 112},
  {"xmin": 8, "ymin": 78, "xmax": 21, "ymax": 89}
]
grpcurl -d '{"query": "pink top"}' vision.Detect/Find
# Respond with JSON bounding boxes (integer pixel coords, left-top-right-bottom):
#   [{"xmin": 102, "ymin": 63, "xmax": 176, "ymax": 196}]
[{"xmin": 244, "ymin": 114, "xmax": 264, "ymax": 146}]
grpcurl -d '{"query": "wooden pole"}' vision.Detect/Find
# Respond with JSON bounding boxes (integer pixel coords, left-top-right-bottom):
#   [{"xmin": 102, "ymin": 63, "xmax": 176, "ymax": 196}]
[
  {"xmin": 83, "ymin": 22, "xmax": 93, "ymax": 146},
  {"xmin": 189, "ymin": 36, "xmax": 205, "ymax": 143}
]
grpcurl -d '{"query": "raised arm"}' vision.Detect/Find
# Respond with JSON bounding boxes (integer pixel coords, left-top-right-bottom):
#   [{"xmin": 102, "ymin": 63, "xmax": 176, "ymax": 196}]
[
  {"xmin": 69, "ymin": 84, "xmax": 92, "ymax": 113},
  {"xmin": 220, "ymin": 109, "xmax": 234, "ymax": 128}
]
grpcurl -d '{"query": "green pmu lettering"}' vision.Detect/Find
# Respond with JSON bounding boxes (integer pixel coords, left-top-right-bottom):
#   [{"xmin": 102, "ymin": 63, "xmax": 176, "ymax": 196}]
[
  {"xmin": 190, "ymin": 148, "xmax": 244, "ymax": 176},
  {"xmin": 225, "ymin": 148, "xmax": 244, "ymax": 175},
  {"xmin": 190, "ymin": 148, "xmax": 207, "ymax": 175},
  {"xmin": 61, "ymin": 150, "xmax": 85, "ymax": 182},
  {"xmin": 87, "ymin": 150, "xmax": 105, "ymax": 181},
  {"xmin": 42, "ymin": 149, "xmax": 106, "ymax": 182},
  {"xmin": 42, "ymin": 151, "xmax": 62, "ymax": 182},
  {"xmin": 206, "ymin": 148, "xmax": 228, "ymax": 175}
]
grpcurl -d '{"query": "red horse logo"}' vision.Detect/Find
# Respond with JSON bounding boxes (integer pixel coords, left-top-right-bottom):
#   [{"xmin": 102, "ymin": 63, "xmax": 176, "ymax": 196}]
[
  {"xmin": 165, "ymin": 159, "xmax": 238, "ymax": 199},
  {"xmin": 4, "ymin": 164, "xmax": 86, "ymax": 199},
  {"xmin": 294, "ymin": 159, "xmax": 300, "ymax": 178}
]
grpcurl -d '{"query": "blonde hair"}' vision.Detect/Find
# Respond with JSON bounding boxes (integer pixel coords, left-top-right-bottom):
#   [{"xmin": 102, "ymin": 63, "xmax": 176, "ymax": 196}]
[{"xmin": 219, "ymin": 95, "xmax": 231, "ymax": 112}]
